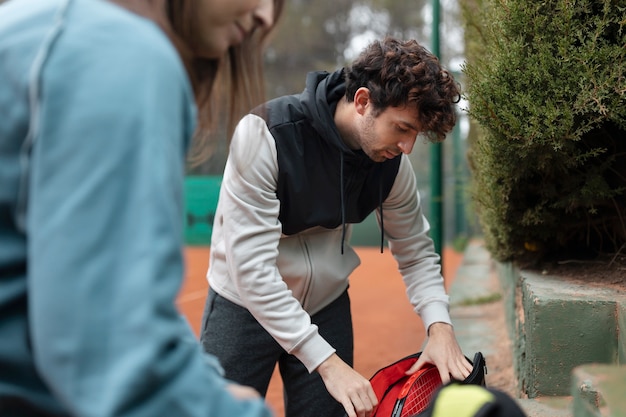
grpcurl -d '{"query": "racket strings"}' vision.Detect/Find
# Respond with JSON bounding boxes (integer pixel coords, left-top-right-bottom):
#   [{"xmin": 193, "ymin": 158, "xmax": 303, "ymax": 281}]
[{"xmin": 399, "ymin": 369, "xmax": 442, "ymax": 416}]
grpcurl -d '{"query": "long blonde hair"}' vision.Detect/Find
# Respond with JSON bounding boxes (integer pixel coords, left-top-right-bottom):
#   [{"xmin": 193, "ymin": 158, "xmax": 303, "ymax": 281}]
[
  {"xmin": 109, "ymin": 0, "xmax": 284, "ymax": 165},
  {"xmin": 188, "ymin": 27, "xmax": 276, "ymax": 166},
  {"xmin": 169, "ymin": 0, "xmax": 285, "ymax": 167}
]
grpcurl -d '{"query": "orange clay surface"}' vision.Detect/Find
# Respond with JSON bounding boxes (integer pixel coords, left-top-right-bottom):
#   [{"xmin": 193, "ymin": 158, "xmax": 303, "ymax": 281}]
[{"xmin": 178, "ymin": 246, "xmax": 462, "ymax": 417}]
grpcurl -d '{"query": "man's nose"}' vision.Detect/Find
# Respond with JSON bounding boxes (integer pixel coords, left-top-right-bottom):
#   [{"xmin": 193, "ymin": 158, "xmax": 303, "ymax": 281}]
[{"xmin": 398, "ymin": 138, "xmax": 415, "ymax": 154}]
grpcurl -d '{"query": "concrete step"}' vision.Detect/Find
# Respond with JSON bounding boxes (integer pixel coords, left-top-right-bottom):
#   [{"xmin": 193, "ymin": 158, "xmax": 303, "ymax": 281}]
[
  {"xmin": 518, "ymin": 396, "xmax": 572, "ymax": 417},
  {"xmin": 571, "ymin": 364, "xmax": 626, "ymax": 417}
]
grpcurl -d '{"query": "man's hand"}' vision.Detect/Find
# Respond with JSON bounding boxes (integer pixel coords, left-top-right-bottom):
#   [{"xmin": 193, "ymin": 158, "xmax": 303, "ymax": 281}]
[
  {"xmin": 408, "ymin": 322, "xmax": 472, "ymax": 383},
  {"xmin": 316, "ymin": 353, "xmax": 378, "ymax": 417}
]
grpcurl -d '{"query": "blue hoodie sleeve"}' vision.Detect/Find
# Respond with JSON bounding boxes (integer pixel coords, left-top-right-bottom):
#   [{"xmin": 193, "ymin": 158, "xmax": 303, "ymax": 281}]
[{"xmin": 24, "ymin": 5, "xmax": 271, "ymax": 417}]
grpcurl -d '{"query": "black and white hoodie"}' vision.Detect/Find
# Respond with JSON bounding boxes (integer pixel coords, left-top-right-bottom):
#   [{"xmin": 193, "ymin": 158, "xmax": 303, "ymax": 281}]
[{"xmin": 207, "ymin": 69, "xmax": 451, "ymax": 373}]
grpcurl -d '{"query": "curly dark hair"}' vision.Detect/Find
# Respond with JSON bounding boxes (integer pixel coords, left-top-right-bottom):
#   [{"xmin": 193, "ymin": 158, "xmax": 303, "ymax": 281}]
[{"xmin": 344, "ymin": 37, "xmax": 460, "ymax": 142}]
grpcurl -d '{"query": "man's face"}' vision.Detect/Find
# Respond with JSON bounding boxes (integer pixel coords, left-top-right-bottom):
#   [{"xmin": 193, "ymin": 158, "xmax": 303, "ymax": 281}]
[{"xmin": 357, "ymin": 104, "xmax": 421, "ymax": 163}]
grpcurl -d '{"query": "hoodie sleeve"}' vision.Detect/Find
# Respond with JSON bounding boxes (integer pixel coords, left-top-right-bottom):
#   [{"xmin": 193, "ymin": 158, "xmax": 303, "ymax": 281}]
[
  {"xmin": 209, "ymin": 114, "xmax": 336, "ymax": 373},
  {"xmin": 27, "ymin": 9, "xmax": 271, "ymax": 417},
  {"xmin": 378, "ymin": 155, "xmax": 452, "ymax": 330}
]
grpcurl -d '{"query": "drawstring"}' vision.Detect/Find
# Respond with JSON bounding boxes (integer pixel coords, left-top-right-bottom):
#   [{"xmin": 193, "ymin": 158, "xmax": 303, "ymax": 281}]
[
  {"xmin": 339, "ymin": 153, "xmax": 385, "ymax": 254},
  {"xmin": 340, "ymin": 152, "xmax": 346, "ymax": 254},
  {"xmin": 379, "ymin": 173, "xmax": 384, "ymax": 253}
]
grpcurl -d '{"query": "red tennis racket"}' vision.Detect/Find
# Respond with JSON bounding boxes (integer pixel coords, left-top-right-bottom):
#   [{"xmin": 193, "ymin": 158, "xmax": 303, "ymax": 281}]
[
  {"xmin": 390, "ymin": 364, "xmax": 442, "ymax": 417},
  {"xmin": 366, "ymin": 352, "xmax": 485, "ymax": 417}
]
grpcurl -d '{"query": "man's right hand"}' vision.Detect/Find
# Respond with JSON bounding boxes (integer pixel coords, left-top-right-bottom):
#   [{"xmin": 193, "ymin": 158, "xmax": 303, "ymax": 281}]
[{"xmin": 316, "ymin": 353, "xmax": 378, "ymax": 417}]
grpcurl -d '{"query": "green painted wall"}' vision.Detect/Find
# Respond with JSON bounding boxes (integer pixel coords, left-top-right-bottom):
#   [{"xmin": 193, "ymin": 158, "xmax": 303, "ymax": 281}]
[
  {"xmin": 184, "ymin": 175, "xmax": 383, "ymax": 247},
  {"xmin": 184, "ymin": 176, "xmax": 222, "ymax": 245}
]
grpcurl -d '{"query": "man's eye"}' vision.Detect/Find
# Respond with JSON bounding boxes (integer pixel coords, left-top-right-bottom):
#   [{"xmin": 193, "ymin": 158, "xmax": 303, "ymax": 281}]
[{"xmin": 396, "ymin": 125, "xmax": 408, "ymax": 133}]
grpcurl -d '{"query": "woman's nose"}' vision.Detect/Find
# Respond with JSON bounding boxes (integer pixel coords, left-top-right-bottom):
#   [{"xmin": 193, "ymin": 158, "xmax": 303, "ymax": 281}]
[{"xmin": 253, "ymin": 0, "xmax": 274, "ymax": 31}]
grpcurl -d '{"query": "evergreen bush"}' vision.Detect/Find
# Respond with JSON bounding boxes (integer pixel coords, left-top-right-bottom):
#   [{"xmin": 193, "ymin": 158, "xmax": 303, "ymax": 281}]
[{"xmin": 463, "ymin": 0, "xmax": 626, "ymax": 266}]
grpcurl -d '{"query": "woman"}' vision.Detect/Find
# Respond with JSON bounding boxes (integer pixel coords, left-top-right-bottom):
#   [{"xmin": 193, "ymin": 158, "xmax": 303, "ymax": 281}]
[{"xmin": 0, "ymin": 0, "xmax": 282, "ymax": 416}]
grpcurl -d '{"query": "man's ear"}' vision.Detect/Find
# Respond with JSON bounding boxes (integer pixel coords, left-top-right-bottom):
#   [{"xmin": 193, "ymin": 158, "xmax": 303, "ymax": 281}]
[{"xmin": 353, "ymin": 87, "xmax": 371, "ymax": 115}]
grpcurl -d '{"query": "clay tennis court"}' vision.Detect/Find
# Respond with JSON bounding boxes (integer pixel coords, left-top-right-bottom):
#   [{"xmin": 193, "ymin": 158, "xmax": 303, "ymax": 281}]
[{"xmin": 177, "ymin": 246, "xmax": 461, "ymax": 417}]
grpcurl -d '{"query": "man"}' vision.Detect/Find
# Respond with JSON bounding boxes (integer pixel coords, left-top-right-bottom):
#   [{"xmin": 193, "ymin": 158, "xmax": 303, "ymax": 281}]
[{"xmin": 200, "ymin": 37, "xmax": 472, "ymax": 417}]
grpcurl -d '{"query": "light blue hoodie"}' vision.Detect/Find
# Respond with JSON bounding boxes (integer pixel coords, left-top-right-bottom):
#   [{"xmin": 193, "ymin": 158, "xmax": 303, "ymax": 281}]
[{"xmin": 0, "ymin": 0, "xmax": 272, "ymax": 416}]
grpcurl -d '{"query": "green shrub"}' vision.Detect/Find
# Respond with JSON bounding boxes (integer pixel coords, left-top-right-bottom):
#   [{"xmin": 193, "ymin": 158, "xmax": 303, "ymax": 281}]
[{"xmin": 463, "ymin": 0, "xmax": 626, "ymax": 266}]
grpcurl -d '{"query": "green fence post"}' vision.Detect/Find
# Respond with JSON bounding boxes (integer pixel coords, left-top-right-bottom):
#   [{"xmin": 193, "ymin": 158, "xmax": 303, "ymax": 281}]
[{"xmin": 429, "ymin": 0, "xmax": 443, "ymax": 257}]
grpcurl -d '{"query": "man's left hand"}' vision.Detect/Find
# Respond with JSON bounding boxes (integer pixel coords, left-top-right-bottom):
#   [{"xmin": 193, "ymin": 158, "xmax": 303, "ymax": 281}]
[{"xmin": 406, "ymin": 322, "xmax": 473, "ymax": 383}]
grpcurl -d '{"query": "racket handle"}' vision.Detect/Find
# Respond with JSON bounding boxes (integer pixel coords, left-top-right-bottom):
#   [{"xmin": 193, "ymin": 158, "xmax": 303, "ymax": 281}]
[
  {"xmin": 391, "ymin": 398, "xmax": 405, "ymax": 417},
  {"xmin": 391, "ymin": 367, "xmax": 428, "ymax": 417}
]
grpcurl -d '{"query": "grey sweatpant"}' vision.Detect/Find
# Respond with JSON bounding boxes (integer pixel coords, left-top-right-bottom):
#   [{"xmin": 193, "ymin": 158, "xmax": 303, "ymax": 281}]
[{"xmin": 200, "ymin": 288, "xmax": 353, "ymax": 417}]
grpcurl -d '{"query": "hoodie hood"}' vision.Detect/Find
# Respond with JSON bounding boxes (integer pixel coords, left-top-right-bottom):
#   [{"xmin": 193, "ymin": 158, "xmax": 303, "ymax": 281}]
[
  {"xmin": 300, "ymin": 69, "xmax": 352, "ymax": 153},
  {"xmin": 299, "ymin": 69, "xmax": 362, "ymax": 252}
]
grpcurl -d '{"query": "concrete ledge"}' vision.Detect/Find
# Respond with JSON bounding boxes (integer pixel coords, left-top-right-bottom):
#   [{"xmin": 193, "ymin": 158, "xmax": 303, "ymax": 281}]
[
  {"xmin": 497, "ymin": 263, "xmax": 626, "ymax": 398},
  {"xmin": 520, "ymin": 271, "xmax": 622, "ymax": 397},
  {"xmin": 458, "ymin": 242, "xmax": 626, "ymax": 417},
  {"xmin": 571, "ymin": 364, "xmax": 626, "ymax": 417}
]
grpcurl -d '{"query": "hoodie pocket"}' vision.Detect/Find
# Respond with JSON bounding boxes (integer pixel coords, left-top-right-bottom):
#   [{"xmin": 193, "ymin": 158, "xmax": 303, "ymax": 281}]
[
  {"xmin": 276, "ymin": 228, "xmax": 361, "ymax": 313},
  {"xmin": 276, "ymin": 234, "xmax": 313, "ymax": 305}
]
